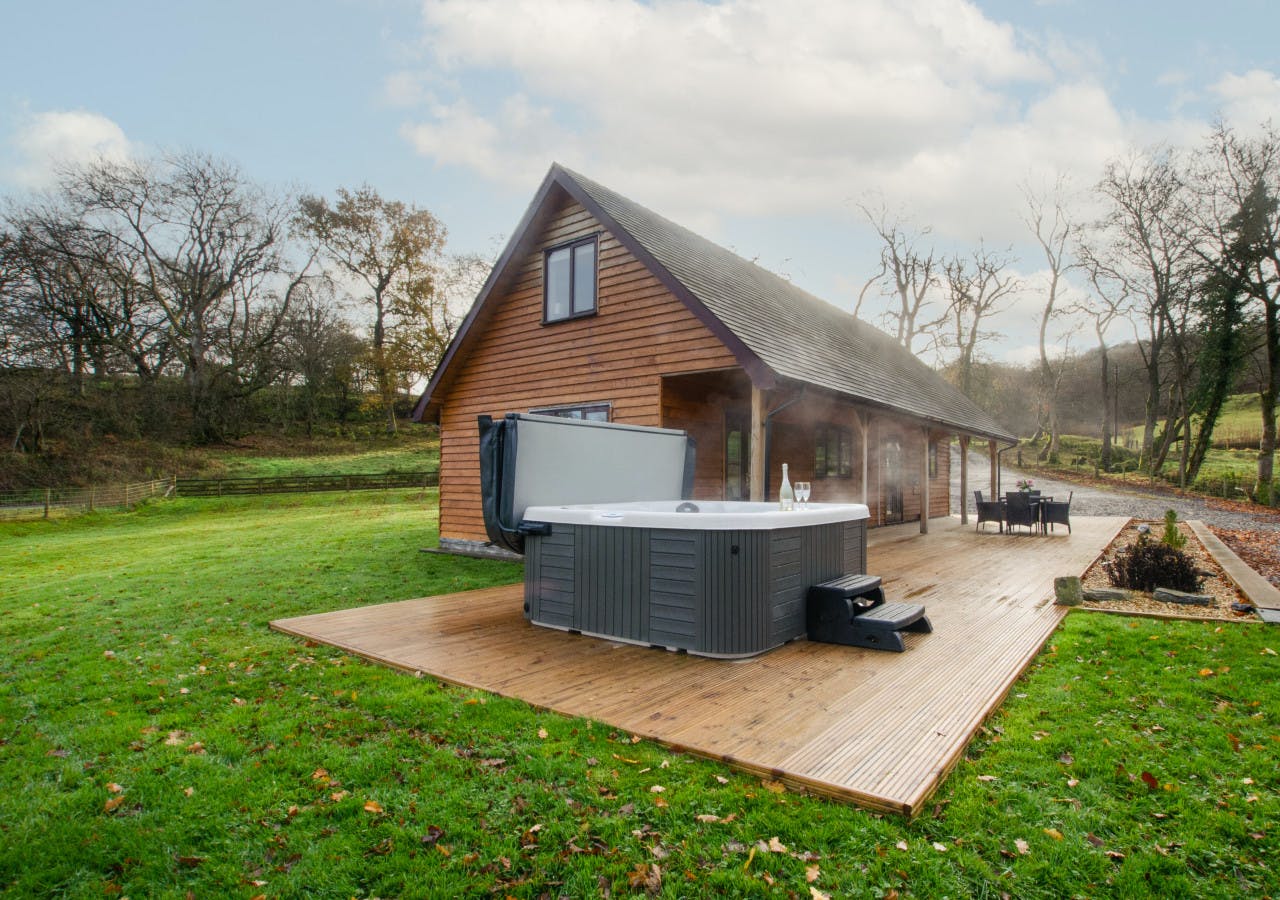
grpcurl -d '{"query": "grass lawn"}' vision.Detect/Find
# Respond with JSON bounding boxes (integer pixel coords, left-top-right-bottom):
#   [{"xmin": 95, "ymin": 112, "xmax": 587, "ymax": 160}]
[
  {"xmin": 1, "ymin": 494, "xmax": 1276, "ymax": 897},
  {"xmin": 202, "ymin": 431, "xmax": 439, "ymax": 479}
]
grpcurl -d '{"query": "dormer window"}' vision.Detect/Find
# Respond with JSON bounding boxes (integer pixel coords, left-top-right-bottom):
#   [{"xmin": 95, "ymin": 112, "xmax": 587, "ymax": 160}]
[{"xmin": 544, "ymin": 235, "xmax": 598, "ymax": 323}]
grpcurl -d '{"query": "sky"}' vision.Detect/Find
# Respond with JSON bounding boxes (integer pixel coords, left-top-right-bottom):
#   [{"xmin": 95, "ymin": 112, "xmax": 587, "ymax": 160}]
[{"xmin": 2, "ymin": 0, "xmax": 1278, "ymax": 366}]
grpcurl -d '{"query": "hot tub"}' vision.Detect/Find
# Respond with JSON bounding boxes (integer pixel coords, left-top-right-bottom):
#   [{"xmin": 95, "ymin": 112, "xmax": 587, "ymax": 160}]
[{"xmin": 478, "ymin": 413, "xmax": 870, "ymax": 657}]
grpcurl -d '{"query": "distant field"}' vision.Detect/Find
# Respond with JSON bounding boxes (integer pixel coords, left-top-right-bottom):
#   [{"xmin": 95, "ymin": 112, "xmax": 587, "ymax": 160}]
[{"xmin": 201, "ymin": 431, "xmax": 439, "ymax": 478}]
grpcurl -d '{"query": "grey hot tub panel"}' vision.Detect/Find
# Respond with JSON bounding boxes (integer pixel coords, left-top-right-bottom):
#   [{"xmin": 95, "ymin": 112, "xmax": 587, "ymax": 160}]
[{"xmin": 524, "ymin": 519, "xmax": 868, "ymax": 657}]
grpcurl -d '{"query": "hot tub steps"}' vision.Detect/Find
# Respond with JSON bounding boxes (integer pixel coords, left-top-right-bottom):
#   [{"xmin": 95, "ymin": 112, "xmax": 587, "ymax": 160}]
[{"xmin": 806, "ymin": 575, "xmax": 932, "ymax": 653}]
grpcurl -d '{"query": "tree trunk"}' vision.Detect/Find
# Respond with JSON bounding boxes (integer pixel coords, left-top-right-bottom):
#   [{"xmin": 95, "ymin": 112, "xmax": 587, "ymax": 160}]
[
  {"xmin": 1099, "ymin": 347, "xmax": 1113, "ymax": 471},
  {"xmin": 1258, "ymin": 302, "xmax": 1280, "ymax": 504}
]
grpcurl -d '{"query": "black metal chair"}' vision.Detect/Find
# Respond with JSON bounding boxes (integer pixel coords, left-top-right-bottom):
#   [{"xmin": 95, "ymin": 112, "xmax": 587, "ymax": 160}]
[
  {"xmin": 1041, "ymin": 491, "xmax": 1073, "ymax": 534},
  {"xmin": 1003, "ymin": 491, "xmax": 1038, "ymax": 534},
  {"xmin": 974, "ymin": 490, "xmax": 1003, "ymax": 532}
]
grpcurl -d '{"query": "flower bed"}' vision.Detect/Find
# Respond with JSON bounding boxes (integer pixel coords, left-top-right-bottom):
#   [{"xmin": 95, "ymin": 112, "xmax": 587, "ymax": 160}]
[{"xmin": 1080, "ymin": 519, "xmax": 1256, "ymax": 622}]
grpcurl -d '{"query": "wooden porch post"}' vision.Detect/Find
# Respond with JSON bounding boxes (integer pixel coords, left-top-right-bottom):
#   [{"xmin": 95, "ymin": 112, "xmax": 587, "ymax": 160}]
[
  {"xmin": 988, "ymin": 439, "xmax": 998, "ymax": 496},
  {"xmin": 749, "ymin": 385, "xmax": 766, "ymax": 501},
  {"xmin": 958, "ymin": 434, "xmax": 970, "ymax": 525},
  {"xmin": 920, "ymin": 427, "xmax": 930, "ymax": 534}
]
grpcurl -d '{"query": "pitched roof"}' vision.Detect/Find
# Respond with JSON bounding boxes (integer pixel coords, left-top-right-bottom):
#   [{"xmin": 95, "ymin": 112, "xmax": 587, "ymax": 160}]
[{"xmin": 414, "ymin": 164, "xmax": 1015, "ymax": 442}]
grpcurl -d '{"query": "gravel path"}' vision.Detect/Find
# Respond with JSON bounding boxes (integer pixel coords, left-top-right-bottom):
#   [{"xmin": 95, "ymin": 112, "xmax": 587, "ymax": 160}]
[{"xmin": 950, "ymin": 451, "xmax": 1280, "ymax": 533}]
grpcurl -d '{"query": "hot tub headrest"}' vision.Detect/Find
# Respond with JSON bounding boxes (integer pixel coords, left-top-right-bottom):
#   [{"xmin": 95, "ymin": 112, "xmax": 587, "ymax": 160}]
[{"xmin": 478, "ymin": 413, "xmax": 696, "ymax": 555}]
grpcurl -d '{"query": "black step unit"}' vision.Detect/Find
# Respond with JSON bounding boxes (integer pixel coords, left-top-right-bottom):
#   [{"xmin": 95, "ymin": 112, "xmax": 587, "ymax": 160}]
[{"xmin": 806, "ymin": 575, "xmax": 932, "ymax": 652}]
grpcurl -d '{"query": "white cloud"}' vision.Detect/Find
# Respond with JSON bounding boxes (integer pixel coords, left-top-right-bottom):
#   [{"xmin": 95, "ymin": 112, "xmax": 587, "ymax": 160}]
[
  {"xmin": 398, "ymin": 0, "xmax": 1090, "ymax": 236},
  {"xmin": 6, "ymin": 109, "xmax": 134, "ymax": 188},
  {"xmin": 1209, "ymin": 69, "xmax": 1280, "ymax": 129}
]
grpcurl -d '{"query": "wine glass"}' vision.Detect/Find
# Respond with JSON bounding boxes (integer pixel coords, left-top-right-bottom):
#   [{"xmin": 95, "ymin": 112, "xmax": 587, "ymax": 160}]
[{"xmin": 795, "ymin": 482, "xmax": 811, "ymax": 509}]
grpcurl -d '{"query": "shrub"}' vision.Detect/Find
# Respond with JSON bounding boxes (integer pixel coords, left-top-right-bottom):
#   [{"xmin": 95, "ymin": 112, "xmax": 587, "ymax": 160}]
[
  {"xmin": 1160, "ymin": 509, "xmax": 1187, "ymax": 550},
  {"xmin": 1103, "ymin": 534, "xmax": 1202, "ymax": 593}
]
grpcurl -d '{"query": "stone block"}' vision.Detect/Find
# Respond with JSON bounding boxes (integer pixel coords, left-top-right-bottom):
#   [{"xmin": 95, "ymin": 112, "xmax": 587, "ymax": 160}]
[
  {"xmin": 1153, "ymin": 587, "xmax": 1212, "ymax": 607},
  {"xmin": 1084, "ymin": 588, "xmax": 1127, "ymax": 602},
  {"xmin": 1054, "ymin": 576, "xmax": 1083, "ymax": 606}
]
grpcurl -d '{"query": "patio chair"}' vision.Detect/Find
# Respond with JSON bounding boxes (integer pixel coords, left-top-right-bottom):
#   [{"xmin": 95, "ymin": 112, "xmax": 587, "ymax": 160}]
[
  {"xmin": 1003, "ymin": 491, "xmax": 1038, "ymax": 535},
  {"xmin": 974, "ymin": 490, "xmax": 1003, "ymax": 533},
  {"xmin": 1041, "ymin": 491, "xmax": 1073, "ymax": 534}
]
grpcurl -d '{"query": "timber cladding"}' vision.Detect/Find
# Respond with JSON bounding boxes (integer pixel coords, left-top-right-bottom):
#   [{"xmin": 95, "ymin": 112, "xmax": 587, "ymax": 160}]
[{"xmin": 437, "ymin": 194, "xmax": 738, "ymax": 542}]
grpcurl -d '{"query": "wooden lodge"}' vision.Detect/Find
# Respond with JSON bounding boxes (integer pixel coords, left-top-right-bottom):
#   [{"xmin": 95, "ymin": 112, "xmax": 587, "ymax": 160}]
[{"xmin": 413, "ymin": 165, "xmax": 1015, "ymax": 556}]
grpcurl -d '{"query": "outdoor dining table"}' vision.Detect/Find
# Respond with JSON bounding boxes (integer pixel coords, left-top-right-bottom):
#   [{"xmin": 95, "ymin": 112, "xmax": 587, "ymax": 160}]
[{"xmin": 1000, "ymin": 493, "xmax": 1054, "ymax": 534}]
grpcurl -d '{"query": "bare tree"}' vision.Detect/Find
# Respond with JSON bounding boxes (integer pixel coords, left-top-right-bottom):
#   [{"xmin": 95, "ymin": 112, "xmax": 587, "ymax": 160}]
[
  {"xmin": 1075, "ymin": 265, "xmax": 1129, "ymax": 471},
  {"xmin": 1198, "ymin": 122, "xmax": 1280, "ymax": 502},
  {"xmin": 859, "ymin": 203, "xmax": 946, "ymax": 355},
  {"xmin": 1085, "ymin": 150, "xmax": 1200, "ymax": 475},
  {"xmin": 296, "ymin": 186, "xmax": 447, "ymax": 432},
  {"xmin": 63, "ymin": 152, "xmax": 311, "ymax": 442},
  {"xmin": 942, "ymin": 243, "xmax": 1019, "ymax": 396},
  {"xmin": 1022, "ymin": 176, "xmax": 1076, "ymax": 460}
]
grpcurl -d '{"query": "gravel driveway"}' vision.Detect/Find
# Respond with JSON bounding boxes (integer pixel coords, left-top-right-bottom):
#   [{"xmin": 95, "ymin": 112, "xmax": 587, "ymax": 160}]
[{"xmin": 950, "ymin": 450, "xmax": 1280, "ymax": 533}]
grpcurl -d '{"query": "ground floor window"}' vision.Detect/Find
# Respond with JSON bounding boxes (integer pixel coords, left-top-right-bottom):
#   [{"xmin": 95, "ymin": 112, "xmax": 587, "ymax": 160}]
[
  {"xmin": 815, "ymin": 424, "xmax": 853, "ymax": 478},
  {"xmin": 529, "ymin": 402, "xmax": 611, "ymax": 422}
]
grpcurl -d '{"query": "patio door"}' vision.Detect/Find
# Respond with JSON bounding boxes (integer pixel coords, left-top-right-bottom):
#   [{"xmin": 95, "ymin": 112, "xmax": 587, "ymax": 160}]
[
  {"xmin": 724, "ymin": 411, "xmax": 749, "ymax": 501},
  {"xmin": 881, "ymin": 438, "xmax": 903, "ymax": 524}
]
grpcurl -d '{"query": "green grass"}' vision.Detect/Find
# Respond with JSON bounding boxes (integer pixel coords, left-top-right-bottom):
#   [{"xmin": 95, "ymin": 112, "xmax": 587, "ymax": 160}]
[
  {"xmin": 2, "ymin": 494, "xmax": 1277, "ymax": 897},
  {"xmin": 202, "ymin": 432, "xmax": 439, "ymax": 478}
]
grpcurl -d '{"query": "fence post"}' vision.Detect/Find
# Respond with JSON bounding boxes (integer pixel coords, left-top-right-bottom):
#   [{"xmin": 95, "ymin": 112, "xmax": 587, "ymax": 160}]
[
  {"xmin": 44, "ymin": 488, "xmax": 50, "ymax": 519},
  {"xmin": 88, "ymin": 486, "xmax": 95, "ymax": 513}
]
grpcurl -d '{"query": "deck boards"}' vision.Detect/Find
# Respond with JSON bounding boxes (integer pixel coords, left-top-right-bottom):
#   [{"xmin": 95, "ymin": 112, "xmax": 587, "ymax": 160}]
[{"xmin": 271, "ymin": 515, "xmax": 1125, "ymax": 816}]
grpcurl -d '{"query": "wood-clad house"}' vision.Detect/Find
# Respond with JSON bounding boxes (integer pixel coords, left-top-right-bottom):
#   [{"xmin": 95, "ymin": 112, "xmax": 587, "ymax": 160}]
[{"xmin": 413, "ymin": 164, "xmax": 1016, "ymax": 557}]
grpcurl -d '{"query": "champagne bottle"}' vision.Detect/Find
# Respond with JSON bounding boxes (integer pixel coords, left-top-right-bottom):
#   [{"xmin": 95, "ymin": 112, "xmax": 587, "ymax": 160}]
[{"xmin": 779, "ymin": 463, "xmax": 795, "ymax": 511}]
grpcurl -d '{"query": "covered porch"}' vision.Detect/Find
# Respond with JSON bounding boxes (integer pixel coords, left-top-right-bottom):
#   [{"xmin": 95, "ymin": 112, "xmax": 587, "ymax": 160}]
[
  {"xmin": 272, "ymin": 514, "xmax": 1126, "ymax": 816},
  {"xmin": 660, "ymin": 369, "xmax": 1007, "ymax": 532}
]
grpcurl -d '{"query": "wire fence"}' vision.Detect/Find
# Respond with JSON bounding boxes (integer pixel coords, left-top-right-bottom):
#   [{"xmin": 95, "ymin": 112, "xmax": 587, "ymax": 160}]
[
  {"xmin": 174, "ymin": 471, "xmax": 437, "ymax": 497},
  {"xmin": 0, "ymin": 478, "xmax": 175, "ymax": 520}
]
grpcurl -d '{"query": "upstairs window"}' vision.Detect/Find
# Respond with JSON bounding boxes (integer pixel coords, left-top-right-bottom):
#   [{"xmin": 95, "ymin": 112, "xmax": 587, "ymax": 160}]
[
  {"xmin": 544, "ymin": 235, "xmax": 598, "ymax": 323},
  {"xmin": 814, "ymin": 424, "xmax": 853, "ymax": 478},
  {"xmin": 530, "ymin": 402, "xmax": 611, "ymax": 422}
]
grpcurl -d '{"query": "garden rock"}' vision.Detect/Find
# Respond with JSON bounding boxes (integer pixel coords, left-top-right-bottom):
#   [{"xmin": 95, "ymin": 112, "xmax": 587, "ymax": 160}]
[
  {"xmin": 1084, "ymin": 588, "xmax": 1127, "ymax": 602},
  {"xmin": 1054, "ymin": 576, "xmax": 1083, "ymax": 606},
  {"xmin": 1153, "ymin": 588, "xmax": 1213, "ymax": 607}
]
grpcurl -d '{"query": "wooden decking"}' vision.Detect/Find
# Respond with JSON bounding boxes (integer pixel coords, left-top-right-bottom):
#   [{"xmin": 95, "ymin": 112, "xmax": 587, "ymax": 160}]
[{"xmin": 271, "ymin": 515, "xmax": 1126, "ymax": 816}]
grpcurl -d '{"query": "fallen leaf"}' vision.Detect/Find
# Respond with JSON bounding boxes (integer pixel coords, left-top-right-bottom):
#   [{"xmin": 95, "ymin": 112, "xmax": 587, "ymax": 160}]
[
  {"xmin": 806, "ymin": 863, "xmax": 820, "ymax": 883},
  {"xmin": 330, "ymin": 790, "xmax": 349, "ymax": 802},
  {"xmin": 627, "ymin": 862, "xmax": 662, "ymax": 894},
  {"xmin": 1228, "ymin": 734, "xmax": 1242, "ymax": 753},
  {"xmin": 1106, "ymin": 850, "xmax": 1126, "ymax": 861},
  {"xmin": 1086, "ymin": 833, "xmax": 1105, "ymax": 847},
  {"xmin": 1043, "ymin": 828, "xmax": 1064, "ymax": 841},
  {"xmin": 164, "ymin": 731, "xmax": 187, "ymax": 746},
  {"xmin": 1262, "ymin": 647, "xmax": 1277, "ymax": 656},
  {"xmin": 653, "ymin": 796, "xmax": 668, "ymax": 808},
  {"xmin": 183, "ymin": 787, "xmax": 194, "ymax": 797},
  {"xmin": 810, "ymin": 888, "xmax": 831, "ymax": 900},
  {"xmin": 1067, "ymin": 778, "xmax": 1079, "ymax": 788},
  {"xmin": 174, "ymin": 855, "xmax": 204, "ymax": 868},
  {"xmin": 768, "ymin": 837, "xmax": 787, "ymax": 853},
  {"xmin": 421, "ymin": 825, "xmax": 444, "ymax": 844},
  {"xmin": 537, "ymin": 727, "xmax": 548, "ymax": 739},
  {"xmin": 977, "ymin": 774, "xmax": 998, "ymax": 782},
  {"xmin": 1199, "ymin": 668, "xmax": 1215, "ymax": 677},
  {"xmin": 103, "ymin": 796, "xmax": 126, "ymax": 813},
  {"xmin": 1015, "ymin": 838, "xmax": 1030, "ymax": 855},
  {"xmin": 761, "ymin": 779, "xmax": 786, "ymax": 794},
  {"xmin": 715, "ymin": 775, "xmax": 729, "ymax": 784},
  {"xmin": 106, "ymin": 783, "xmax": 123, "ymax": 794},
  {"xmin": 1140, "ymin": 771, "xmax": 1160, "ymax": 791},
  {"xmin": 649, "ymin": 785, "xmax": 665, "ymax": 793},
  {"xmin": 695, "ymin": 814, "xmax": 721, "ymax": 823},
  {"xmin": 1058, "ymin": 752, "xmax": 1074, "ymax": 765},
  {"xmin": 363, "ymin": 800, "xmax": 383, "ymax": 814},
  {"xmin": 932, "ymin": 842, "xmax": 948, "ymax": 852},
  {"xmin": 895, "ymin": 841, "xmax": 909, "ymax": 851}
]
